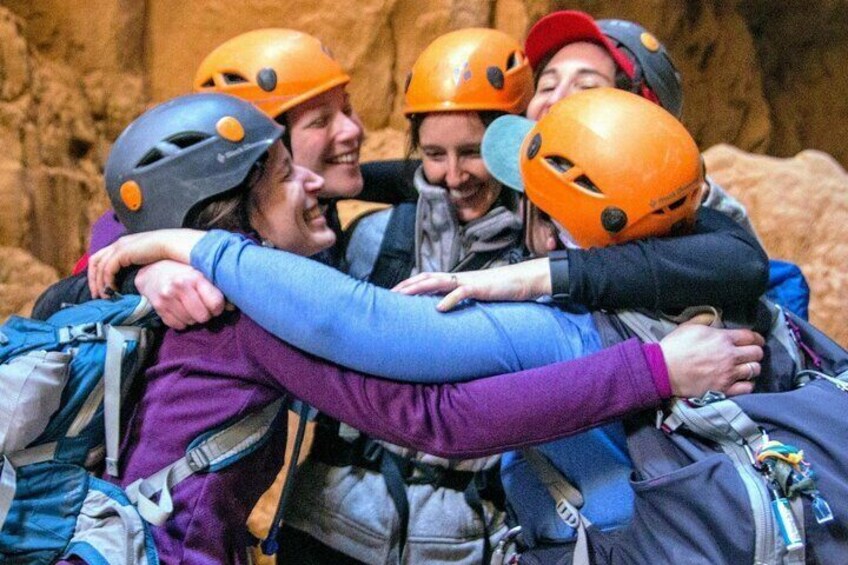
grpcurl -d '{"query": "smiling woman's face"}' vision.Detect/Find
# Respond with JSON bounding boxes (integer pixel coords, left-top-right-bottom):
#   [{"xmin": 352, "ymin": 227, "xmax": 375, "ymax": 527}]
[
  {"xmin": 526, "ymin": 41, "xmax": 617, "ymax": 121},
  {"xmin": 286, "ymin": 85, "xmax": 365, "ymax": 199},
  {"xmin": 249, "ymin": 141, "xmax": 337, "ymax": 257},
  {"xmin": 418, "ymin": 111, "xmax": 503, "ymax": 224}
]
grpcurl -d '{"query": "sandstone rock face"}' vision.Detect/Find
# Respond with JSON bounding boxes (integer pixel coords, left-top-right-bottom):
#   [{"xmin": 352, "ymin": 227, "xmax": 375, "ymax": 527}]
[
  {"xmin": 704, "ymin": 144, "xmax": 848, "ymax": 347},
  {"xmin": 0, "ymin": 5, "xmax": 146, "ymax": 276},
  {"xmin": 0, "ymin": 0, "xmax": 845, "ymax": 344},
  {"xmin": 0, "ymin": 246, "xmax": 58, "ymax": 319}
]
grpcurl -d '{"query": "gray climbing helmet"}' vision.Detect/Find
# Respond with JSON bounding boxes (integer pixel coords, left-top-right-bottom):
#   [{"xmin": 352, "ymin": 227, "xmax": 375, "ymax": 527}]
[
  {"xmin": 598, "ymin": 19, "xmax": 683, "ymax": 118},
  {"xmin": 105, "ymin": 92, "xmax": 284, "ymax": 234}
]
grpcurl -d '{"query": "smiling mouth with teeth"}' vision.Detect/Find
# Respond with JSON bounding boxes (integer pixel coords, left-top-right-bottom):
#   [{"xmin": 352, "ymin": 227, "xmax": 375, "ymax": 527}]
[
  {"xmin": 327, "ymin": 151, "xmax": 359, "ymax": 165},
  {"xmin": 304, "ymin": 206, "xmax": 324, "ymax": 222}
]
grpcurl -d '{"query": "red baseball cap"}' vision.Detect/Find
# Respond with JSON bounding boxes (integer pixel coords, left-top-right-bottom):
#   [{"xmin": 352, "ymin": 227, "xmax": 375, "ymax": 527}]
[{"xmin": 525, "ymin": 10, "xmax": 635, "ymax": 78}]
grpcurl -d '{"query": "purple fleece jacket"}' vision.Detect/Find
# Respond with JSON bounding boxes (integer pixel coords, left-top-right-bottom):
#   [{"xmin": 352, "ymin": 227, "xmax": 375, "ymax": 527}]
[{"xmin": 53, "ymin": 306, "xmax": 665, "ymax": 564}]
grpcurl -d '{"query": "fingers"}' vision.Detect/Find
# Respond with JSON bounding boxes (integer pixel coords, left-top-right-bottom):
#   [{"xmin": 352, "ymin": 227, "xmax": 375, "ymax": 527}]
[
  {"xmin": 392, "ymin": 273, "xmax": 456, "ymax": 296},
  {"xmin": 196, "ymin": 278, "xmax": 227, "ymax": 318},
  {"xmin": 734, "ymin": 344, "xmax": 764, "ymax": 364},
  {"xmin": 88, "ymin": 248, "xmax": 119, "ymax": 299},
  {"xmin": 146, "ymin": 273, "xmax": 225, "ymax": 329},
  {"xmin": 728, "ymin": 328, "xmax": 765, "ymax": 347},
  {"xmin": 437, "ymin": 287, "xmax": 472, "ymax": 312},
  {"xmin": 724, "ymin": 380, "xmax": 756, "ymax": 397},
  {"xmin": 735, "ymin": 360, "xmax": 761, "ymax": 382}
]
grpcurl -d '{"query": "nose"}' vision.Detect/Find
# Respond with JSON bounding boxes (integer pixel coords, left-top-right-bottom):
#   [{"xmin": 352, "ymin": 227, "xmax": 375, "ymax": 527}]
[
  {"xmin": 334, "ymin": 112, "xmax": 364, "ymax": 144},
  {"xmin": 444, "ymin": 155, "xmax": 466, "ymax": 189},
  {"xmin": 536, "ymin": 81, "xmax": 573, "ymax": 120},
  {"xmin": 296, "ymin": 165, "xmax": 325, "ymax": 194}
]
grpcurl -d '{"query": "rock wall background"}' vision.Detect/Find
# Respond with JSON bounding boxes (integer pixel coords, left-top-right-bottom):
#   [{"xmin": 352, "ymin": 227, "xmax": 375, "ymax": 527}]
[{"xmin": 0, "ymin": 0, "xmax": 845, "ymax": 345}]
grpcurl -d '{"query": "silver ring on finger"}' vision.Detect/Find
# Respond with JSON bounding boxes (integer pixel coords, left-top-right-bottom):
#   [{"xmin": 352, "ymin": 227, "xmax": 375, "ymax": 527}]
[
  {"xmin": 745, "ymin": 361, "xmax": 756, "ymax": 380},
  {"xmin": 450, "ymin": 274, "xmax": 459, "ymax": 288}
]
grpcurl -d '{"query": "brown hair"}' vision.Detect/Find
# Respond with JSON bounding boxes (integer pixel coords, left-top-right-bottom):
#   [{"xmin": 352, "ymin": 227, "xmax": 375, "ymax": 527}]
[
  {"xmin": 406, "ymin": 110, "xmax": 507, "ymax": 159},
  {"xmin": 183, "ymin": 155, "xmax": 268, "ymax": 233}
]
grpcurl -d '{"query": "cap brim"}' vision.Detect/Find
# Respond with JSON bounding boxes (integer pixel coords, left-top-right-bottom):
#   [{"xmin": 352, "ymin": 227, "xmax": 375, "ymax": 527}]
[
  {"xmin": 482, "ymin": 114, "xmax": 534, "ymax": 193},
  {"xmin": 525, "ymin": 10, "xmax": 634, "ymax": 77}
]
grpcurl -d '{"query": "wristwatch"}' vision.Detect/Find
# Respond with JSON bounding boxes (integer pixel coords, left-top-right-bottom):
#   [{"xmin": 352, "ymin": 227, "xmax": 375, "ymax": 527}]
[{"xmin": 548, "ymin": 250, "xmax": 570, "ymax": 302}]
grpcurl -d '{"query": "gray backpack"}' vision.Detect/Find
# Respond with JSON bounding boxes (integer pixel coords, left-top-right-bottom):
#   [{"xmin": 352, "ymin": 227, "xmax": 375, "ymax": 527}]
[{"xmin": 501, "ymin": 302, "xmax": 848, "ymax": 565}]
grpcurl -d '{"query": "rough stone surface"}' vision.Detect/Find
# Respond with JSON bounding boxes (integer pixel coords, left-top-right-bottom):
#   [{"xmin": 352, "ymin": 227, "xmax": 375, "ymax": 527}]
[
  {"xmin": 0, "ymin": 246, "xmax": 58, "ymax": 320},
  {"xmin": 704, "ymin": 144, "xmax": 848, "ymax": 347},
  {"xmin": 0, "ymin": 4, "xmax": 145, "ymax": 278}
]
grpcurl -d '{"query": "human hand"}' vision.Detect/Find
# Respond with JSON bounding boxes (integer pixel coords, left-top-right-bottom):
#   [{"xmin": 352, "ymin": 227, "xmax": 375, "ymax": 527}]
[
  {"xmin": 87, "ymin": 229, "xmax": 205, "ymax": 298},
  {"xmin": 135, "ymin": 260, "xmax": 226, "ymax": 329},
  {"xmin": 392, "ymin": 258, "xmax": 553, "ymax": 312},
  {"xmin": 660, "ymin": 324, "xmax": 764, "ymax": 398}
]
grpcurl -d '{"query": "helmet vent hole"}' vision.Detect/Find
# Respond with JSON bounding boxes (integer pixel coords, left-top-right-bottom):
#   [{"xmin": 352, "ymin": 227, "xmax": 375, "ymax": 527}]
[
  {"xmin": 667, "ymin": 196, "xmax": 688, "ymax": 210},
  {"xmin": 506, "ymin": 51, "xmax": 523, "ymax": 70},
  {"xmin": 136, "ymin": 148, "xmax": 165, "ymax": 168},
  {"xmin": 223, "ymin": 73, "xmax": 249, "ymax": 85},
  {"xmin": 651, "ymin": 196, "xmax": 688, "ymax": 215},
  {"xmin": 135, "ymin": 133, "xmax": 210, "ymax": 168},
  {"xmin": 526, "ymin": 133, "xmax": 541, "ymax": 159},
  {"xmin": 544, "ymin": 155, "xmax": 574, "ymax": 174},
  {"xmin": 574, "ymin": 175, "xmax": 602, "ymax": 194},
  {"xmin": 168, "ymin": 133, "xmax": 211, "ymax": 149}
]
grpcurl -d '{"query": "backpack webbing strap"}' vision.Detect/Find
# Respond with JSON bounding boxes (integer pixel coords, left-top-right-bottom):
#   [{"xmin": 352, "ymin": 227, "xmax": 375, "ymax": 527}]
[
  {"xmin": 670, "ymin": 399, "xmax": 805, "ymax": 564},
  {"xmin": 0, "ymin": 456, "xmax": 17, "ymax": 530},
  {"xmin": 104, "ymin": 326, "xmax": 145, "ymax": 477},
  {"xmin": 369, "ymin": 202, "xmax": 417, "ymax": 289},
  {"xmin": 379, "ymin": 448, "xmax": 412, "ymax": 560},
  {"xmin": 520, "ymin": 449, "xmax": 591, "ymax": 565},
  {"xmin": 261, "ymin": 401, "xmax": 312, "ymax": 556},
  {"xmin": 462, "ymin": 475, "xmax": 492, "ymax": 565},
  {"xmin": 126, "ymin": 399, "xmax": 284, "ymax": 526}
]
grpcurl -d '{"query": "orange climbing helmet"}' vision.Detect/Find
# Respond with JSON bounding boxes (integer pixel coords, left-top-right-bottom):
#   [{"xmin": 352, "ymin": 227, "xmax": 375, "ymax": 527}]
[
  {"xmin": 403, "ymin": 28, "xmax": 533, "ymax": 115},
  {"xmin": 482, "ymin": 88, "xmax": 703, "ymax": 248},
  {"xmin": 193, "ymin": 28, "xmax": 350, "ymax": 119}
]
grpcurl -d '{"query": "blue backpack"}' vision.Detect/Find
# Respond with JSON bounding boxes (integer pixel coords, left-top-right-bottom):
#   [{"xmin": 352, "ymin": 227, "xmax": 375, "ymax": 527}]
[
  {"xmin": 0, "ymin": 295, "xmax": 160, "ymax": 564},
  {"xmin": 0, "ymin": 295, "xmax": 296, "ymax": 564}
]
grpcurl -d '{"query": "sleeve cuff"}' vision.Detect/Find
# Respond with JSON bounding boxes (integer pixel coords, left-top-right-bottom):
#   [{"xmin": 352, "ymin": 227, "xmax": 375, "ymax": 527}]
[{"xmin": 642, "ymin": 342, "xmax": 672, "ymax": 399}]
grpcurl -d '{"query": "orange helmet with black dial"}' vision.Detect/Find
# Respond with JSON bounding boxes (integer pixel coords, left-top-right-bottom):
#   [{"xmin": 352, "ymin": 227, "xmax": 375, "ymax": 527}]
[
  {"xmin": 403, "ymin": 28, "xmax": 533, "ymax": 115},
  {"xmin": 483, "ymin": 88, "xmax": 703, "ymax": 248},
  {"xmin": 194, "ymin": 28, "xmax": 350, "ymax": 119}
]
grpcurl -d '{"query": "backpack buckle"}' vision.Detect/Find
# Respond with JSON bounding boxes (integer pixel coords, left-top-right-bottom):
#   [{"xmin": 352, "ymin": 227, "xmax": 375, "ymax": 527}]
[
  {"xmin": 59, "ymin": 322, "xmax": 106, "ymax": 344},
  {"xmin": 187, "ymin": 447, "xmax": 211, "ymax": 472}
]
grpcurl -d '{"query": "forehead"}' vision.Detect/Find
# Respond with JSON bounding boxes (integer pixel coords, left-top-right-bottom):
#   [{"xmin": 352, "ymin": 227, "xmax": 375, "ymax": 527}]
[
  {"xmin": 419, "ymin": 111, "xmax": 486, "ymax": 146},
  {"xmin": 266, "ymin": 139, "xmax": 292, "ymax": 166},
  {"xmin": 541, "ymin": 41, "xmax": 617, "ymax": 77},
  {"xmin": 287, "ymin": 85, "xmax": 349, "ymax": 118}
]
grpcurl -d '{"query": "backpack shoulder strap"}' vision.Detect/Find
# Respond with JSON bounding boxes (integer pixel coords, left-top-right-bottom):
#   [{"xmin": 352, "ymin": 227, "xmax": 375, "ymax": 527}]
[
  {"xmin": 369, "ymin": 202, "xmax": 417, "ymax": 289},
  {"xmin": 125, "ymin": 398, "xmax": 287, "ymax": 526},
  {"xmin": 103, "ymin": 324, "xmax": 151, "ymax": 477},
  {"xmin": 520, "ymin": 448, "xmax": 592, "ymax": 565}
]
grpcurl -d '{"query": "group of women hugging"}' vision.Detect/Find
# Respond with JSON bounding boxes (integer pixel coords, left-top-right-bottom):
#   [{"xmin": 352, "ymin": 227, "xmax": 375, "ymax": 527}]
[{"xmin": 25, "ymin": 8, "xmax": 840, "ymax": 565}]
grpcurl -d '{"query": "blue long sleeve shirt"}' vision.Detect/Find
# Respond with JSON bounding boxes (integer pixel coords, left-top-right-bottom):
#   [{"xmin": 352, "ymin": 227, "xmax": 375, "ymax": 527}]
[{"xmin": 191, "ymin": 230, "xmax": 603, "ymax": 382}]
